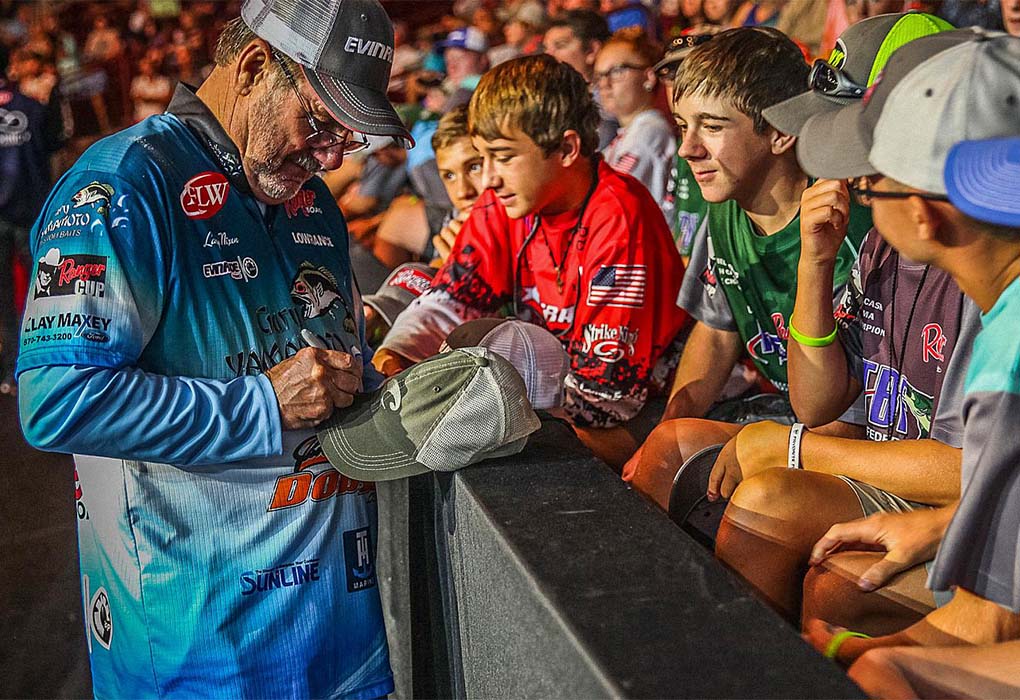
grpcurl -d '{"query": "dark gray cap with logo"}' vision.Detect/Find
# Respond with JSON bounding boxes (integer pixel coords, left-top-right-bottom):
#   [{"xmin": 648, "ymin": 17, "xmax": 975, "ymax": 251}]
[
  {"xmin": 317, "ymin": 347, "xmax": 542, "ymax": 482},
  {"xmin": 763, "ymin": 12, "xmax": 953, "ymax": 136},
  {"xmin": 241, "ymin": 0, "xmax": 413, "ymax": 146},
  {"xmin": 797, "ymin": 28, "xmax": 1020, "ymax": 194}
]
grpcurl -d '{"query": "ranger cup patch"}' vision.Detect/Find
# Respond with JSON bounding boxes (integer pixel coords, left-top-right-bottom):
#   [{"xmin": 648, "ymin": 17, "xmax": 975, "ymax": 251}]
[{"xmin": 33, "ymin": 248, "xmax": 107, "ymax": 299}]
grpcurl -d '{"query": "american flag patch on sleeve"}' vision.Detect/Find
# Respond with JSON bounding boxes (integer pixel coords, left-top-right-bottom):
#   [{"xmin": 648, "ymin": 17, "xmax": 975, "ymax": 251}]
[
  {"xmin": 616, "ymin": 153, "xmax": 639, "ymax": 174},
  {"xmin": 588, "ymin": 265, "xmax": 647, "ymax": 308}
]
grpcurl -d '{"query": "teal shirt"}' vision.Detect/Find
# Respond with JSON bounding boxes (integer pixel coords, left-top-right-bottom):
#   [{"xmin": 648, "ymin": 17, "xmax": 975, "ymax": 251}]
[{"xmin": 929, "ymin": 273, "xmax": 1020, "ymax": 611}]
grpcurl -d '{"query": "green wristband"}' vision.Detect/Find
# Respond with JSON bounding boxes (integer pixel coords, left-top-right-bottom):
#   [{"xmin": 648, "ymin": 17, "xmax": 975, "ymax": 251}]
[
  {"xmin": 824, "ymin": 630, "xmax": 871, "ymax": 660},
  {"xmin": 788, "ymin": 321, "xmax": 838, "ymax": 348}
]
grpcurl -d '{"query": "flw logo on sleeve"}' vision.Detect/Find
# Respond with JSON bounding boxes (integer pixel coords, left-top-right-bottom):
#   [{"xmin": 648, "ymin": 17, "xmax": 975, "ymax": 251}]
[{"xmin": 180, "ymin": 172, "xmax": 230, "ymax": 219}]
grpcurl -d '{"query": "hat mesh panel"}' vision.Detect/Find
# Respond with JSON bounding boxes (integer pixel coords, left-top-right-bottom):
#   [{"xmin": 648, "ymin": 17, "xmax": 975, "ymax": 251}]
[
  {"xmin": 416, "ymin": 350, "xmax": 539, "ymax": 470},
  {"xmin": 268, "ymin": 0, "xmax": 334, "ymax": 53},
  {"xmin": 482, "ymin": 324, "xmax": 568, "ymax": 411}
]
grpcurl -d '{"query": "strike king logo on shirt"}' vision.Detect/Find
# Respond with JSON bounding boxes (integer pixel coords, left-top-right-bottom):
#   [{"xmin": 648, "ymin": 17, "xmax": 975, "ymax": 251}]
[
  {"xmin": 33, "ymin": 248, "xmax": 107, "ymax": 299},
  {"xmin": 581, "ymin": 323, "xmax": 638, "ymax": 363},
  {"xmin": 862, "ymin": 358, "xmax": 935, "ymax": 439},
  {"xmin": 266, "ymin": 436, "xmax": 375, "ymax": 512},
  {"xmin": 180, "ymin": 171, "xmax": 229, "ymax": 219}
]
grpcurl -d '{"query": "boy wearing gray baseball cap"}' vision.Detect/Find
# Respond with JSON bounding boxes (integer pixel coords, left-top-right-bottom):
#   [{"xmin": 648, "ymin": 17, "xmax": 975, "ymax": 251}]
[{"xmin": 783, "ymin": 28, "xmax": 1020, "ymax": 675}]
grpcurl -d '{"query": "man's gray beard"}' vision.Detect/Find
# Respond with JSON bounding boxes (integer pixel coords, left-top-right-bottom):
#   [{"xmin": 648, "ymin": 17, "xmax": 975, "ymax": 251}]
[
  {"xmin": 250, "ymin": 151, "xmax": 322, "ymax": 200},
  {"xmin": 247, "ymin": 97, "xmax": 323, "ymax": 200}
]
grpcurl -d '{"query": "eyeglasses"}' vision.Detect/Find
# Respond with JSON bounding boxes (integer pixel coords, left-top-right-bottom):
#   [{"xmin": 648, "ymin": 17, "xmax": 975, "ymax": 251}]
[
  {"xmin": 273, "ymin": 52, "xmax": 369, "ymax": 155},
  {"xmin": 849, "ymin": 176, "xmax": 950, "ymax": 207},
  {"xmin": 809, "ymin": 59, "xmax": 867, "ymax": 99},
  {"xmin": 594, "ymin": 63, "xmax": 646, "ymax": 85}
]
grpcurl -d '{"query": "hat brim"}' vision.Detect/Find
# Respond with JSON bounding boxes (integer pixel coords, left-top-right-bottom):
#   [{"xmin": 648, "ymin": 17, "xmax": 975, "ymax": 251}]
[
  {"xmin": 317, "ymin": 389, "xmax": 430, "ymax": 482},
  {"xmin": 762, "ymin": 90, "xmax": 852, "ymax": 137},
  {"xmin": 945, "ymin": 138, "xmax": 1020, "ymax": 228},
  {"xmin": 362, "ymin": 294, "xmax": 409, "ymax": 328},
  {"xmin": 653, "ymin": 51, "xmax": 692, "ymax": 75},
  {"xmin": 796, "ymin": 102, "xmax": 878, "ymax": 181},
  {"xmin": 304, "ymin": 66, "xmax": 415, "ymax": 148}
]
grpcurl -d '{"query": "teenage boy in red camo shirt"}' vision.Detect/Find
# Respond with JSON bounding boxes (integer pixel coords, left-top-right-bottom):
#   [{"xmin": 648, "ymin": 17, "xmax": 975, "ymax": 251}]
[{"xmin": 374, "ymin": 54, "xmax": 688, "ymax": 463}]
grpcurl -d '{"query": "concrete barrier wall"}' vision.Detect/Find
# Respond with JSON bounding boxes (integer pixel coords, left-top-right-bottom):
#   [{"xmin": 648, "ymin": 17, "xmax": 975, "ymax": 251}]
[{"xmin": 378, "ymin": 419, "xmax": 864, "ymax": 699}]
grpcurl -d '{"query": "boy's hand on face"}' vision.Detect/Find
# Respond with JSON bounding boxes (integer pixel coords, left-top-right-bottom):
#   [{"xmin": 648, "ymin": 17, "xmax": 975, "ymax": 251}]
[{"xmin": 800, "ymin": 179, "xmax": 852, "ymax": 266}]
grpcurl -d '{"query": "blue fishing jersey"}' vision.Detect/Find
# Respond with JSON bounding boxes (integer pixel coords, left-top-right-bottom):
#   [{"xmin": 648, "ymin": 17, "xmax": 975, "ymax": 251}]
[{"xmin": 17, "ymin": 87, "xmax": 392, "ymax": 699}]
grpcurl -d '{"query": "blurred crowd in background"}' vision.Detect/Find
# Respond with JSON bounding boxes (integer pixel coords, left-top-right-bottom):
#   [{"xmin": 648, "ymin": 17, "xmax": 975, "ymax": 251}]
[{"xmin": 0, "ymin": 0, "xmax": 1016, "ymax": 391}]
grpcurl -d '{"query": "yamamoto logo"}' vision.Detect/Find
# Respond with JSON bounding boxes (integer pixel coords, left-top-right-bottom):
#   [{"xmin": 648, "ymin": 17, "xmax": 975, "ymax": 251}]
[
  {"xmin": 921, "ymin": 323, "xmax": 947, "ymax": 363},
  {"xmin": 291, "ymin": 263, "xmax": 343, "ymax": 319},
  {"xmin": 267, "ymin": 436, "xmax": 375, "ymax": 511},
  {"xmin": 203, "ymin": 256, "xmax": 259, "ymax": 282},
  {"xmin": 343, "ymin": 527, "xmax": 377, "ymax": 592},
  {"xmin": 180, "ymin": 172, "xmax": 230, "ymax": 219},
  {"xmin": 343, "ymin": 36, "xmax": 394, "ymax": 63},
  {"xmin": 89, "ymin": 586, "xmax": 113, "ymax": 650},
  {"xmin": 33, "ymin": 249, "xmax": 107, "ymax": 299},
  {"xmin": 284, "ymin": 190, "xmax": 323, "ymax": 219},
  {"xmin": 581, "ymin": 323, "xmax": 638, "ymax": 363},
  {"xmin": 71, "ymin": 182, "xmax": 114, "ymax": 215},
  {"xmin": 240, "ymin": 558, "xmax": 321, "ymax": 596}
]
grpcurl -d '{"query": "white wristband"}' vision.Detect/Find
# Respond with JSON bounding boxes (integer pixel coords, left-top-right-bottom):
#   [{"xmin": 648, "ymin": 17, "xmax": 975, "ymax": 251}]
[{"xmin": 788, "ymin": 423, "xmax": 805, "ymax": 469}]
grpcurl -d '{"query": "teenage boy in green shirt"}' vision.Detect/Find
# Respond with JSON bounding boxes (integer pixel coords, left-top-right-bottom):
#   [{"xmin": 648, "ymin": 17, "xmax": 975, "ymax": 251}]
[{"xmin": 623, "ymin": 27, "xmax": 872, "ymax": 504}]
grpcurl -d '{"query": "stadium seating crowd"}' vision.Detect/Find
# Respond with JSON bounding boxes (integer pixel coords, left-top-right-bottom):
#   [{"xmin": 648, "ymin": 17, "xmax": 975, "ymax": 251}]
[{"xmin": 5, "ymin": 1, "xmax": 1020, "ymax": 696}]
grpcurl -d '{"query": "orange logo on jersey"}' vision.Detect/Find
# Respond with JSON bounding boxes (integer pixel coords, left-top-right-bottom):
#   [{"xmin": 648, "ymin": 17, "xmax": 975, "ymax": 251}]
[{"xmin": 267, "ymin": 436, "xmax": 374, "ymax": 511}]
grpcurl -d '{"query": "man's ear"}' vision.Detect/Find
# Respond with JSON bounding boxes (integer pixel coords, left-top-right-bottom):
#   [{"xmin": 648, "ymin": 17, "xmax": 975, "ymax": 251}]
[
  {"xmin": 558, "ymin": 130, "xmax": 583, "ymax": 168},
  {"xmin": 770, "ymin": 128, "xmax": 796, "ymax": 155},
  {"xmin": 911, "ymin": 197, "xmax": 944, "ymax": 244},
  {"xmin": 234, "ymin": 39, "xmax": 274, "ymax": 96},
  {"xmin": 584, "ymin": 40, "xmax": 603, "ymax": 68}
]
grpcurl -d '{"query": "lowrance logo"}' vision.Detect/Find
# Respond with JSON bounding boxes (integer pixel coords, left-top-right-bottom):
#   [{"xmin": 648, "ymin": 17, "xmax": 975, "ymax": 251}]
[
  {"xmin": 344, "ymin": 36, "xmax": 394, "ymax": 63},
  {"xmin": 181, "ymin": 172, "xmax": 230, "ymax": 219}
]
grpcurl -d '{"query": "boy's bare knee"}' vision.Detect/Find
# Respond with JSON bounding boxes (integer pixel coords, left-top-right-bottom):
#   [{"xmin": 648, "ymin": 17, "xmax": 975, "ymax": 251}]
[{"xmin": 729, "ymin": 468, "xmax": 802, "ymax": 517}]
